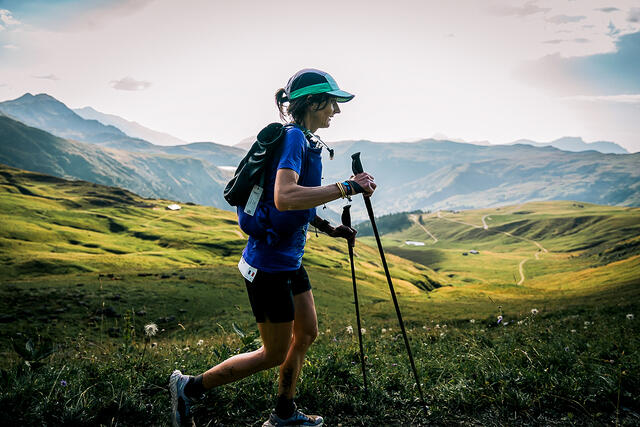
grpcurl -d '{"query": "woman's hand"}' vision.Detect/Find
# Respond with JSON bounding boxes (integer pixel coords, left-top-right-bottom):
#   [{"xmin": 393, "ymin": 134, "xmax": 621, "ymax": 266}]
[
  {"xmin": 350, "ymin": 172, "xmax": 377, "ymax": 196},
  {"xmin": 328, "ymin": 224, "xmax": 357, "ymax": 247}
]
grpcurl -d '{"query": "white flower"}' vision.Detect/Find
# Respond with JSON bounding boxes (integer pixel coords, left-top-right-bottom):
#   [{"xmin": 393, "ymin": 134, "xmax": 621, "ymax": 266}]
[
  {"xmin": 469, "ymin": 319, "xmax": 475, "ymax": 324},
  {"xmin": 584, "ymin": 321, "xmax": 591, "ymax": 326},
  {"xmin": 627, "ymin": 314, "xmax": 634, "ymax": 320},
  {"xmin": 435, "ymin": 324, "xmax": 440, "ymax": 329},
  {"xmin": 497, "ymin": 315, "xmax": 503, "ymax": 324},
  {"xmin": 360, "ymin": 328, "xmax": 366, "ymax": 334},
  {"xmin": 517, "ymin": 320, "xmax": 524, "ymax": 325},
  {"xmin": 346, "ymin": 325, "xmax": 353, "ymax": 334},
  {"xmin": 183, "ymin": 347, "xmax": 190, "ymax": 352},
  {"xmin": 381, "ymin": 328, "xmax": 387, "ymax": 333},
  {"xmin": 151, "ymin": 342, "xmax": 157, "ymax": 348},
  {"xmin": 531, "ymin": 308, "xmax": 539, "ymax": 315},
  {"xmin": 197, "ymin": 339, "xmax": 204, "ymax": 346},
  {"xmin": 570, "ymin": 329, "xmax": 576, "ymax": 333},
  {"xmin": 144, "ymin": 323, "xmax": 158, "ymax": 337},
  {"xmin": 325, "ymin": 328, "xmax": 331, "ymax": 333}
]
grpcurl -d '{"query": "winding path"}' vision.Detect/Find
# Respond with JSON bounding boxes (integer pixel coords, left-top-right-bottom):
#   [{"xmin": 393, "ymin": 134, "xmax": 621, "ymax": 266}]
[
  {"xmin": 435, "ymin": 210, "xmax": 549, "ymax": 285},
  {"xmin": 409, "ymin": 214, "xmax": 438, "ymax": 243}
]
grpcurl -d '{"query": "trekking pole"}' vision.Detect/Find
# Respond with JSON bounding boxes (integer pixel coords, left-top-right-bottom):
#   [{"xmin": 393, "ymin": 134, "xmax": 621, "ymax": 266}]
[
  {"xmin": 341, "ymin": 205, "xmax": 368, "ymax": 397},
  {"xmin": 351, "ymin": 152, "xmax": 429, "ymax": 415}
]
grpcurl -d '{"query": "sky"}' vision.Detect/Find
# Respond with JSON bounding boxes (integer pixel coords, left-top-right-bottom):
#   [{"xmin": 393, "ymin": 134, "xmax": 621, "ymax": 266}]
[{"xmin": 0, "ymin": 0, "xmax": 639, "ymax": 152}]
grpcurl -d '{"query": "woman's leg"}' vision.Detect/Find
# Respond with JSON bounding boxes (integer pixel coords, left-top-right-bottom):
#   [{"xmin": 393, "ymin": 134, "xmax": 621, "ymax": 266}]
[
  {"xmin": 277, "ymin": 289, "xmax": 318, "ymax": 398},
  {"xmin": 201, "ymin": 320, "xmax": 293, "ymax": 389}
]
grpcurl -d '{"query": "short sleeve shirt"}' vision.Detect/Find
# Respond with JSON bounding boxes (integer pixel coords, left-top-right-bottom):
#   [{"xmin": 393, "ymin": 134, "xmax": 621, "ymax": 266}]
[{"xmin": 242, "ymin": 126, "xmax": 323, "ymax": 272}]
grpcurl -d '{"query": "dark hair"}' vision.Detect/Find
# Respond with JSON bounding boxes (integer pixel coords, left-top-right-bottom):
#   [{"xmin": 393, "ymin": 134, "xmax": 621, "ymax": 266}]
[{"xmin": 275, "ymin": 89, "xmax": 333, "ymax": 126}]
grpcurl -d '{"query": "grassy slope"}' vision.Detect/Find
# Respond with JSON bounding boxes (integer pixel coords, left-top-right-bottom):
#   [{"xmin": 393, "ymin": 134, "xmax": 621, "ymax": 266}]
[{"xmin": 1, "ymin": 165, "xmax": 639, "ymax": 425}]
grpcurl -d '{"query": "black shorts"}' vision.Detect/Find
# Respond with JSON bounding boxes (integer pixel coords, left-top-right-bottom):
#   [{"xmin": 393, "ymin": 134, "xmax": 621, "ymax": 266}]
[{"xmin": 244, "ymin": 265, "xmax": 312, "ymax": 323}]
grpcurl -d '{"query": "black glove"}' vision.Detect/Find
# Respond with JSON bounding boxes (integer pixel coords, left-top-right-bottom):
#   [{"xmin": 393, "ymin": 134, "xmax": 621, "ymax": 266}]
[{"xmin": 328, "ymin": 224, "xmax": 357, "ymax": 247}]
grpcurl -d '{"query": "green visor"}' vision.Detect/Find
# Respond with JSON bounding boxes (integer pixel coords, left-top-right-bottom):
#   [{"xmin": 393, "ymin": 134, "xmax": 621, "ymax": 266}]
[{"xmin": 286, "ymin": 70, "xmax": 355, "ymax": 102}]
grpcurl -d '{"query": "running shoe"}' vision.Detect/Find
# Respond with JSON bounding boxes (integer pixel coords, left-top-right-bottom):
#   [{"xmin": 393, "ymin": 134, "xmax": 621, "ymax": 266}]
[
  {"xmin": 169, "ymin": 370, "xmax": 197, "ymax": 427},
  {"xmin": 262, "ymin": 404, "xmax": 324, "ymax": 426}
]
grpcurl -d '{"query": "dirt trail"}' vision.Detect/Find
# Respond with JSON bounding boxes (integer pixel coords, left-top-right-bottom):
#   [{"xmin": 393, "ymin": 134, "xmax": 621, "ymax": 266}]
[
  {"xmin": 517, "ymin": 258, "xmax": 528, "ymax": 285},
  {"xmin": 436, "ymin": 210, "xmax": 550, "ymax": 285},
  {"xmin": 482, "ymin": 215, "xmax": 490, "ymax": 229},
  {"xmin": 409, "ymin": 214, "xmax": 438, "ymax": 243}
]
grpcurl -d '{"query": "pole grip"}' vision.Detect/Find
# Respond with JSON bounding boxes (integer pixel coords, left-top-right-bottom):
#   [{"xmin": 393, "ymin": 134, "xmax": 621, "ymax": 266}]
[
  {"xmin": 351, "ymin": 152, "xmax": 364, "ymax": 175},
  {"xmin": 341, "ymin": 205, "xmax": 352, "ymax": 228}
]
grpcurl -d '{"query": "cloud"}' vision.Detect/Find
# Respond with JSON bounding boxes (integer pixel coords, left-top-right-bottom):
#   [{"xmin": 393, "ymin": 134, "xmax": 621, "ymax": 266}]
[
  {"xmin": 518, "ymin": 31, "xmax": 640, "ymax": 96},
  {"xmin": 543, "ymin": 39, "xmax": 563, "ymax": 44},
  {"xmin": 629, "ymin": 8, "xmax": 640, "ymax": 23},
  {"xmin": 0, "ymin": 8, "xmax": 20, "ymax": 30},
  {"xmin": 546, "ymin": 15, "xmax": 586, "ymax": 24},
  {"xmin": 573, "ymin": 38, "xmax": 590, "ymax": 44},
  {"xmin": 562, "ymin": 94, "xmax": 640, "ymax": 104},
  {"xmin": 110, "ymin": 76, "xmax": 151, "ymax": 91},
  {"xmin": 3, "ymin": 44, "xmax": 18, "ymax": 49},
  {"xmin": 607, "ymin": 21, "xmax": 621, "ymax": 37},
  {"xmin": 32, "ymin": 74, "xmax": 60, "ymax": 80},
  {"xmin": 595, "ymin": 7, "xmax": 619, "ymax": 13},
  {"xmin": 489, "ymin": 1, "xmax": 550, "ymax": 17}
]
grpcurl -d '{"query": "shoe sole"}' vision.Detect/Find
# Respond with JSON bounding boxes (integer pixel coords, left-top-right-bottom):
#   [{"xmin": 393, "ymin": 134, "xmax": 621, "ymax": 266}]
[
  {"xmin": 262, "ymin": 418, "xmax": 324, "ymax": 426},
  {"xmin": 169, "ymin": 370, "xmax": 181, "ymax": 427}
]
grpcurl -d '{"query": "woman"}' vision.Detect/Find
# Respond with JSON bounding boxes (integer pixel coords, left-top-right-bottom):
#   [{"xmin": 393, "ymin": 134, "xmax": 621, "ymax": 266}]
[{"xmin": 170, "ymin": 68, "xmax": 376, "ymax": 427}]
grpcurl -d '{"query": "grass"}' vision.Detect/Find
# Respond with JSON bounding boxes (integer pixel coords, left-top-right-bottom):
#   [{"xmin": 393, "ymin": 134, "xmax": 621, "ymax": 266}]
[{"xmin": 1, "ymin": 164, "xmax": 640, "ymax": 425}]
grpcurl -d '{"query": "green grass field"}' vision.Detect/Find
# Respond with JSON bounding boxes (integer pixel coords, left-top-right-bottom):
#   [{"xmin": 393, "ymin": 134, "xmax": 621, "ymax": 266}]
[{"xmin": 1, "ymin": 164, "xmax": 639, "ymax": 425}]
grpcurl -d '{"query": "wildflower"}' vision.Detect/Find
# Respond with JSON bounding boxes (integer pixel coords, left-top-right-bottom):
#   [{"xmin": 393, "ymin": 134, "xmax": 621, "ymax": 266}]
[
  {"xmin": 360, "ymin": 328, "xmax": 366, "ymax": 334},
  {"xmin": 584, "ymin": 321, "xmax": 591, "ymax": 326},
  {"xmin": 183, "ymin": 347, "xmax": 190, "ymax": 352},
  {"xmin": 197, "ymin": 339, "xmax": 204, "ymax": 346},
  {"xmin": 469, "ymin": 319, "xmax": 475, "ymax": 324},
  {"xmin": 503, "ymin": 322, "xmax": 509, "ymax": 326},
  {"xmin": 627, "ymin": 314, "xmax": 634, "ymax": 320},
  {"xmin": 497, "ymin": 315, "xmax": 503, "ymax": 324},
  {"xmin": 326, "ymin": 328, "xmax": 331, "ymax": 333},
  {"xmin": 60, "ymin": 380, "xmax": 67, "ymax": 387},
  {"xmin": 346, "ymin": 325, "xmax": 353, "ymax": 334},
  {"xmin": 564, "ymin": 346, "xmax": 569, "ymax": 352},
  {"xmin": 517, "ymin": 320, "xmax": 524, "ymax": 325},
  {"xmin": 381, "ymin": 328, "xmax": 387, "ymax": 333},
  {"xmin": 144, "ymin": 323, "xmax": 158, "ymax": 337},
  {"xmin": 440, "ymin": 332, "xmax": 445, "ymax": 337},
  {"xmin": 531, "ymin": 308, "xmax": 539, "ymax": 315},
  {"xmin": 570, "ymin": 330, "xmax": 576, "ymax": 334},
  {"xmin": 435, "ymin": 324, "xmax": 440, "ymax": 329},
  {"xmin": 151, "ymin": 342, "xmax": 157, "ymax": 348}
]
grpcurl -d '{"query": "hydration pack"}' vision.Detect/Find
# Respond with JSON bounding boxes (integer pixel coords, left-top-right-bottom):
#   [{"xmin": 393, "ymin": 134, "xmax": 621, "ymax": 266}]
[{"xmin": 223, "ymin": 123, "xmax": 293, "ymax": 208}]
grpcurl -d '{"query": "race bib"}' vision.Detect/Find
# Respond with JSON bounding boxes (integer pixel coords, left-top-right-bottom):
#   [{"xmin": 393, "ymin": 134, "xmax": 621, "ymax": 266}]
[{"xmin": 238, "ymin": 256, "xmax": 258, "ymax": 283}]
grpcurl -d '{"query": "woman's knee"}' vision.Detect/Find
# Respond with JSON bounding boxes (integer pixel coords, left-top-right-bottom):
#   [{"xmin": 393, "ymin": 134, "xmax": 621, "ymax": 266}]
[
  {"xmin": 262, "ymin": 345, "xmax": 289, "ymax": 368},
  {"xmin": 294, "ymin": 326, "xmax": 318, "ymax": 349}
]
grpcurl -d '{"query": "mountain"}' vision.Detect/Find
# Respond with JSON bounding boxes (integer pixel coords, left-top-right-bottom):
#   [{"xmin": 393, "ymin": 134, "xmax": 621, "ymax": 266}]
[
  {"xmin": 0, "ymin": 115, "xmax": 229, "ymax": 208},
  {"xmin": 0, "ymin": 93, "xmax": 246, "ymax": 167},
  {"xmin": 0, "ymin": 93, "xmax": 156, "ymax": 151},
  {"xmin": 74, "ymin": 106, "xmax": 188, "ymax": 146},
  {"xmin": 511, "ymin": 136, "xmax": 628, "ymax": 154},
  {"xmin": 321, "ymin": 138, "xmax": 640, "ymax": 220}
]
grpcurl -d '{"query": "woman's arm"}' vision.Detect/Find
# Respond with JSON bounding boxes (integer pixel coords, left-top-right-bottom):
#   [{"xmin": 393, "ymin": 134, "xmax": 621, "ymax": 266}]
[{"xmin": 274, "ymin": 169, "xmax": 376, "ymax": 211}]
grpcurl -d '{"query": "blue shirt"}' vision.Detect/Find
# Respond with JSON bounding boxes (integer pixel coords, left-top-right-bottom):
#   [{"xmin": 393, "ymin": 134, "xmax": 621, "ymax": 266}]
[{"xmin": 242, "ymin": 126, "xmax": 323, "ymax": 272}]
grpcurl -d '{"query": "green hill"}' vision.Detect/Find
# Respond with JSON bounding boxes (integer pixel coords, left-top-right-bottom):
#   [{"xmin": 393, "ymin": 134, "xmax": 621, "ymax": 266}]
[
  {"xmin": 0, "ymin": 115, "xmax": 231, "ymax": 208},
  {"xmin": 0, "ymin": 165, "xmax": 638, "ymax": 425}
]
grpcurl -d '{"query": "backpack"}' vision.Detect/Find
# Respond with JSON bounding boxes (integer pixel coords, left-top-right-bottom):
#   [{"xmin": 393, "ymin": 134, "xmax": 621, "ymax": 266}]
[{"xmin": 223, "ymin": 122, "xmax": 293, "ymax": 209}]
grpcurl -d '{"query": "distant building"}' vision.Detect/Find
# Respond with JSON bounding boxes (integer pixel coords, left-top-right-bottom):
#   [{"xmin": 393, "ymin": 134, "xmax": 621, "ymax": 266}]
[
  {"xmin": 405, "ymin": 241, "xmax": 425, "ymax": 246},
  {"xmin": 166, "ymin": 204, "xmax": 181, "ymax": 210}
]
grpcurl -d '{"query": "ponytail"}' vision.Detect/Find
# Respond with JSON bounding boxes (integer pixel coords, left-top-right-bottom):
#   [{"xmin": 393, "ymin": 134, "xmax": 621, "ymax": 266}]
[{"xmin": 275, "ymin": 88, "xmax": 288, "ymax": 122}]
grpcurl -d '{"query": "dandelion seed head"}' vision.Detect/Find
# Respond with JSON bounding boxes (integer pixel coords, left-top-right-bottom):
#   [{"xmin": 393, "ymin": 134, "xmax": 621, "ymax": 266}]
[
  {"xmin": 346, "ymin": 325, "xmax": 353, "ymax": 334},
  {"xmin": 144, "ymin": 323, "xmax": 158, "ymax": 337}
]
